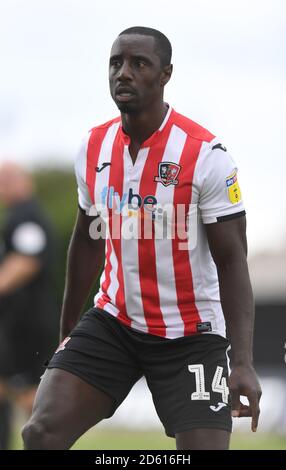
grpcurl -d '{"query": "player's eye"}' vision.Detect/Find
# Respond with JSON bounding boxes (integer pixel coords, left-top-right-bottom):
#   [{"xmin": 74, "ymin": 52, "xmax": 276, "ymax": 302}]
[
  {"xmin": 134, "ymin": 59, "xmax": 146, "ymax": 68},
  {"xmin": 110, "ymin": 59, "xmax": 121, "ymax": 68}
]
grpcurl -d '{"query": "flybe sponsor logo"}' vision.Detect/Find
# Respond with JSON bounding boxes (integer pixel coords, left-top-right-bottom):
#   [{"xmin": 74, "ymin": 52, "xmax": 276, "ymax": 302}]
[{"xmin": 100, "ymin": 186, "xmax": 157, "ymax": 216}]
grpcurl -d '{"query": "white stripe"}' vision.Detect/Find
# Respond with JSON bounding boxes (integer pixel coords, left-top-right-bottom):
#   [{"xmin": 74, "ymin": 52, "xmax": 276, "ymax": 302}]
[
  {"xmin": 101, "ymin": 302, "xmax": 120, "ymax": 316},
  {"xmin": 93, "ymin": 122, "xmax": 120, "ymax": 210},
  {"xmin": 94, "ymin": 236, "xmax": 121, "ymax": 315},
  {"xmin": 154, "ymin": 124, "xmax": 188, "ymax": 338},
  {"xmin": 121, "ymin": 146, "xmax": 149, "ymax": 333},
  {"xmin": 74, "ymin": 131, "xmax": 92, "ymax": 211}
]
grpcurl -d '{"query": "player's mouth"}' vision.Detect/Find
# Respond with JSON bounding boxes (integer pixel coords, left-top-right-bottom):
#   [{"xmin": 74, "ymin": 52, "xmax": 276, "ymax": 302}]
[{"xmin": 115, "ymin": 86, "xmax": 136, "ymax": 102}]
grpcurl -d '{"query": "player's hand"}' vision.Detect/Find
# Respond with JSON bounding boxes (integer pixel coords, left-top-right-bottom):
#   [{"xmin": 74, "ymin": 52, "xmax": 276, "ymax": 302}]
[{"xmin": 228, "ymin": 364, "xmax": 262, "ymax": 432}]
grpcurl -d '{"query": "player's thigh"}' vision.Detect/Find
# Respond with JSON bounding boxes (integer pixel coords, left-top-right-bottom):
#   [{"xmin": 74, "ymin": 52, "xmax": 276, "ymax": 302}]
[
  {"xmin": 30, "ymin": 368, "xmax": 114, "ymax": 437},
  {"xmin": 31, "ymin": 308, "xmax": 142, "ymax": 437}
]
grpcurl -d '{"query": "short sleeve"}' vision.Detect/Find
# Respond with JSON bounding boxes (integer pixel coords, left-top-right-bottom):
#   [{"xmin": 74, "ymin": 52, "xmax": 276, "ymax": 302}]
[
  {"xmin": 74, "ymin": 132, "xmax": 93, "ymax": 212},
  {"xmin": 196, "ymin": 138, "xmax": 245, "ymax": 224},
  {"xmin": 11, "ymin": 222, "xmax": 47, "ymax": 256}
]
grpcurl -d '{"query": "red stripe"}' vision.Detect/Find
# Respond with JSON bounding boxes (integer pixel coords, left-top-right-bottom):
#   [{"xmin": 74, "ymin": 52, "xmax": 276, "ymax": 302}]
[
  {"xmin": 97, "ymin": 294, "xmax": 111, "ymax": 310},
  {"xmin": 172, "ymin": 136, "xmax": 203, "ymax": 335},
  {"xmin": 86, "ymin": 126, "xmax": 109, "ymax": 204},
  {"xmin": 107, "ymin": 131, "xmax": 131, "ymax": 326},
  {"xmin": 138, "ymin": 126, "xmax": 174, "ymax": 337},
  {"xmin": 172, "ymin": 111, "xmax": 215, "ymax": 143}
]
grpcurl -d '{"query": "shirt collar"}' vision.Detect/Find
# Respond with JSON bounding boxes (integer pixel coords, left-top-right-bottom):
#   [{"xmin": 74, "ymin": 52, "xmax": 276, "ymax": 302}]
[{"xmin": 119, "ymin": 104, "xmax": 173, "ymax": 147}]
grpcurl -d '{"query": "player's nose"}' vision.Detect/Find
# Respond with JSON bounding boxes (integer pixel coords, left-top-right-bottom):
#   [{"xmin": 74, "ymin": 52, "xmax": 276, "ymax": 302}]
[{"xmin": 117, "ymin": 60, "xmax": 133, "ymax": 81}]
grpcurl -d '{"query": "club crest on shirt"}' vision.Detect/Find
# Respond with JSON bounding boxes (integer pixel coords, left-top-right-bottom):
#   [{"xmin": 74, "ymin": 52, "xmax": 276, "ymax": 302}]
[
  {"xmin": 226, "ymin": 170, "xmax": 241, "ymax": 204},
  {"xmin": 154, "ymin": 162, "xmax": 181, "ymax": 187}
]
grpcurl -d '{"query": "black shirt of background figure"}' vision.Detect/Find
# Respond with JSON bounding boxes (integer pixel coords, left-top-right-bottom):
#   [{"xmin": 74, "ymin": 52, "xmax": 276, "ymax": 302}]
[{"xmin": 0, "ymin": 198, "xmax": 58, "ymax": 386}]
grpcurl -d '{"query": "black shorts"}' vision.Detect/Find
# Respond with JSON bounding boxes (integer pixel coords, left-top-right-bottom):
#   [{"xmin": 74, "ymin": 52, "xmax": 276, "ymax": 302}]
[{"xmin": 47, "ymin": 308, "xmax": 232, "ymax": 437}]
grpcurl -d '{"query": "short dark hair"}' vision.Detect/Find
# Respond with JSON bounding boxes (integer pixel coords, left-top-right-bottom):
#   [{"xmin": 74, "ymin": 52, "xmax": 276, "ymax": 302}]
[{"xmin": 119, "ymin": 26, "xmax": 172, "ymax": 67}]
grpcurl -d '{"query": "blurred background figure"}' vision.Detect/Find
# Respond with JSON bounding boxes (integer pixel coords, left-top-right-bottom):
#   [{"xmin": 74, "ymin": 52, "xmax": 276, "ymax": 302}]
[{"xmin": 0, "ymin": 161, "xmax": 57, "ymax": 449}]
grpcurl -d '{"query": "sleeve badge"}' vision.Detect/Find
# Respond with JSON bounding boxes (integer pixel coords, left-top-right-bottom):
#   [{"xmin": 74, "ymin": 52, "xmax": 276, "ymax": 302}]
[{"xmin": 226, "ymin": 170, "xmax": 241, "ymax": 204}]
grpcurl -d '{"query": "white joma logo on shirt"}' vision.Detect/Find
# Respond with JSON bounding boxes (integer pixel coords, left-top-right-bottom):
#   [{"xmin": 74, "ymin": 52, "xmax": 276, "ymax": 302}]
[{"xmin": 210, "ymin": 402, "xmax": 227, "ymax": 412}]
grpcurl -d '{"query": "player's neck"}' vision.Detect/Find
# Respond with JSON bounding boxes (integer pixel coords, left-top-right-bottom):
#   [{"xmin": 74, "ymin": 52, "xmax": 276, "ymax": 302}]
[{"xmin": 121, "ymin": 100, "xmax": 168, "ymax": 145}]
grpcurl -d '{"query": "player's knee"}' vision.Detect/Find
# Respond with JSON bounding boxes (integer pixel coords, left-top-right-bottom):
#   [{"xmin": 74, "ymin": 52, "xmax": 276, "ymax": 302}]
[{"xmin": 22, "ymin": 419, "xmax": 57, "ymax": 450}]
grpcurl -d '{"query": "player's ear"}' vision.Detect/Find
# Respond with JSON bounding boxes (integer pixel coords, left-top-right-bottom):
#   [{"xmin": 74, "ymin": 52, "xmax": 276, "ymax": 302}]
[{"xmin": 160, "ymin": 64, "xmax": 173, "ymax": 87}]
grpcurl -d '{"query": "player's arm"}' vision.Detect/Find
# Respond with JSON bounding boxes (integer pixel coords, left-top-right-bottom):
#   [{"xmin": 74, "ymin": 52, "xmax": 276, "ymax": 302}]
[
  {"xmin": 0, "ymin": 253, "xmax": 41, "ymax": 295},
  {"xmin": 197, "ymin": 138, "xmax": 262, "ymax": 431},
  {"xmin": 60, "ymin": 208, "xmax": 105, "ymax": 341},
  {"xmin": 205, "ymin": 216, "xmax": 262, "ymax": 431}
]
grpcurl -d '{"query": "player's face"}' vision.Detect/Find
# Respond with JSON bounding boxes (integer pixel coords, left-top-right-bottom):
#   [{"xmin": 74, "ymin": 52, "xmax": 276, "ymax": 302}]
[{"xmin": 109, "ymin": 35, "xmax": 167, "ymax": 114}]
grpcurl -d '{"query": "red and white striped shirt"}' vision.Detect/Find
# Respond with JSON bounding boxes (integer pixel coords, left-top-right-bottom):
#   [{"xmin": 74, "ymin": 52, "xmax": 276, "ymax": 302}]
[{"xmin": 75, "ymin": 106, "xmax": 244, "ymax": 339}]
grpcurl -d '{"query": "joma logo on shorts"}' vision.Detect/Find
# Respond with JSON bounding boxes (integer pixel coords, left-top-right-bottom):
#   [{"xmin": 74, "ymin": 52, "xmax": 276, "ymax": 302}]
[{"xmin": 210, "ymin": 402, "xmax": 227, "ymax": 412}]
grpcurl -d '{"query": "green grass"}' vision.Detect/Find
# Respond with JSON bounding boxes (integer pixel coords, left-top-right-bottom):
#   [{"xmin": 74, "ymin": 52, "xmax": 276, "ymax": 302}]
[
  {"xmin": 12, "ymin": 428, "xmax": 286, "ymax": 450},
  {"xmin": 230, "ymin": 432, "xmax": 286, "ymax": 450},
  {"xmin": 72, "ymin": 429, "xmax": 286, "ymax": 450},
  {"xmin": 72, "ymin": 429, "xmax": 175, "ymax": 450}
]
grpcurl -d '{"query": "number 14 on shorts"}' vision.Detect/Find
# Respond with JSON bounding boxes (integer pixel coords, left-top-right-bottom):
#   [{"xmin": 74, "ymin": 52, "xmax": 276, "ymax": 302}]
[{"xmin": 188, "ymin": 364, "xmax": 229, "ymax": 403}]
